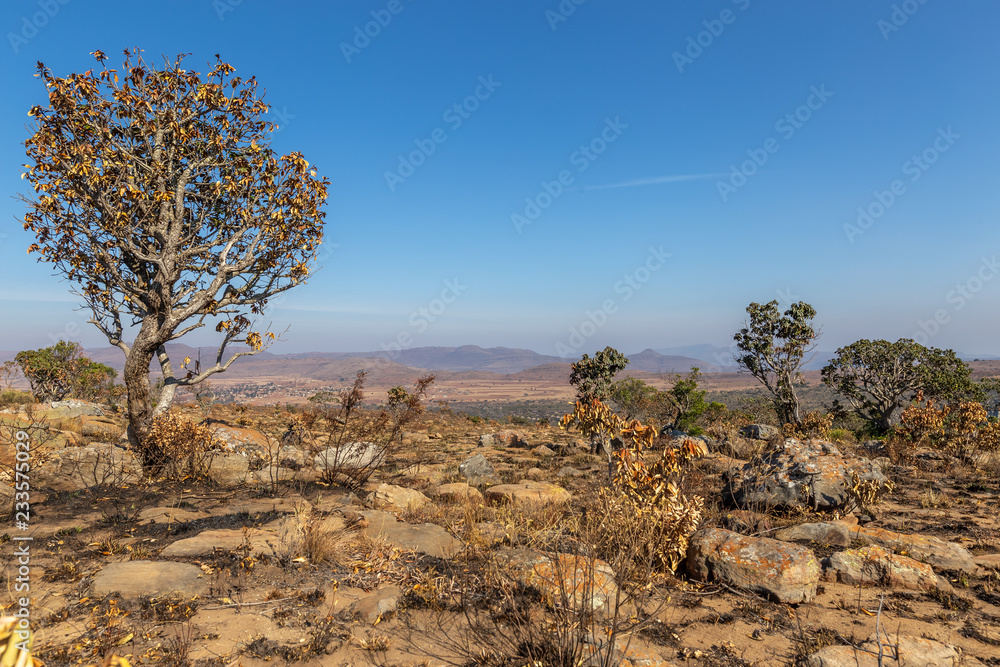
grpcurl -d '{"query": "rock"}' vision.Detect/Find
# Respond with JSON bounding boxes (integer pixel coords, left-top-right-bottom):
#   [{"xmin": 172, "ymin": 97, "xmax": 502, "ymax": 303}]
[
  {"xmin": 33, "ymin": 443, "xmax": 142, "ymax": 491},
  {"xmin": 822, "ymin": 545, "xmax": 953, "ymax": 593},
  {"xmin": 351, "ymin": 586, "xmax": 401, "ymax": 623},
  {"xmin": 211, "ymin": 425, "xmax": 270, "ymax": 460},
  {"xmin": 532, "ymin": 445, "xmax": 556, "ymax": 458},
  {"xmin": 138, "ymin": 506, "xmax": 210, "ymax": 525},
  {"xmin": 91, "ymin": 561, "xmax": 208, "ymax": 598},
  {"xmin": 360, "ymin": 509, "xmax": 463, "ymax": 559},
  {"xmin": 774, "ymin": 522, "xmax": 851, "ymax": 547},
  {"xmin": 459, "ymin": 452, "xmax": 500, "ymax": 485},
  {"xmin": 495, "ymin": 548, "xmax": 620, "ymax": 615},
  {"xmin": 686, "ymin": 528, "xmax": 820, "ymax": 603},
  {"xmin": 722, "ymin": 438, "xmax": 888, "ymax": 512},
  {"xmin": 484, "ymin": 481, "xmax": 571, "ymax": 506},
  {"xmin": 850, "ymin": 525, "xmax": 978, "ymax": 574},
  {"xmin": 803, "ymin": 634, "xmax": 976, "ymax": 667},
  {"xmin": 429, "ymin": 482, "xmax": 483, "ymax": 503},
  {"xmin": 659, "ymin": 427, "xmax": 687, "ymax": 439},
  {"xmin": 161, "ymin": 527, "xmax": 274, "ymax": 557},
  {"xmin": 478, "ymin": 430, "xmax": 529, "ymax": 448},
  {"xmin": 205, "ymin": 452, "xmax": 250, "ymax": 486},
  {"xmin": 314, "ymin": 441, "xmax": 384, "ymax": 472},
  {"xmin": 366, "ymin": 483, "xmax": 431, "ymax": 511},
  {"xmin": 525, "ymin": 467, "xmax": 546, "ymax": 480},
  {"xmin": 740, "ymin": 424, "xmax": 780, "ymax": 440},
  {"xmin": 47, "ymin": 399, "xmax": 106, "ymax": 418},
  {"xmin": 674, "ymin": 435, "xmax": 710, "ymax": 457},
  {"xmin": 556, "ymin": 466, "xmax": 585, "ymax": 478},
  {"xmin": 974, "ymin": 553, "xmax": 1000, "ymax": 571}
]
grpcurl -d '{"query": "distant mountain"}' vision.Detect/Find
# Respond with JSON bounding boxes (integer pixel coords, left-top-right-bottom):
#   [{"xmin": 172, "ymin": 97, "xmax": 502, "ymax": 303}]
[
  {"xmin": 281, "ymin": 345, "xmax": 564, "ymax": 374},
  {"xmin": 626, "ymin": 349, "xmax": 722, "ymax": 374}
]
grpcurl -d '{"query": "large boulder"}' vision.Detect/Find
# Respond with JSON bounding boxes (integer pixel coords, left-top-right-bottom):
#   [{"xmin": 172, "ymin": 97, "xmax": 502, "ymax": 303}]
[
  {"xmin": 686, "ymin": 528, "xmax": 820, "ymax": 603},
  {"xmin": 33, "ymin": 443, "xmax": 142, "ymax": 491},
  {"xmin": 722, "ymin": 438, "xmax": 887, "ymax": 512},
  {"xmin": 205, "ymin": 452, "xmax": 251, "ymax": 486},
  {"xmin": 314, "ymin": 441, "xmax": 384, "ymax": 472}
]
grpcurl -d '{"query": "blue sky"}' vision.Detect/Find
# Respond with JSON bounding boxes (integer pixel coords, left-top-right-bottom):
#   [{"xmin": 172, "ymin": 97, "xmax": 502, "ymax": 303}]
[{"xmin": 2, "ymin": 0, "xmax": 999, "ymax": 358}]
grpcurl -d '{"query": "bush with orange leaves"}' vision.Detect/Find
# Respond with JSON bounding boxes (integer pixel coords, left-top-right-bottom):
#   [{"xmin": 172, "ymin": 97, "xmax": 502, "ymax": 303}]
[
  {"xmin": 898, "ymin": 391, "xmax": 1000, "ymax": 464},
  {"xmin": 782, "ymin": 411, "xmax": 834, "ymax": 440},
  {"xmin": 145, "ymin": 412, "xmax": 217, "ymax": 479},
  {"xmin": 561, "ymin": 399, "xmax": 704, "ymax": 574}
]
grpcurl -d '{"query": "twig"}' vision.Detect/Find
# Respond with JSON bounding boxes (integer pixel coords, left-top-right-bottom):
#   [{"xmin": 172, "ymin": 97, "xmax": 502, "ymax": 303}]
[{"xmin": 200, "ymin": 596, "xmax": 296, "ymax": 610}]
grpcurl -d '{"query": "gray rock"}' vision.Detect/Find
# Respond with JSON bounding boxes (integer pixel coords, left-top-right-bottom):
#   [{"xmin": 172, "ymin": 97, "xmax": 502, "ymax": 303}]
[
  {"xmin": 314, "ymin": 441, "xmax": 384, "ymax": 471},
  {"xmin": 774, "ymin": 522, "xmax": 852, "ymax": 547},
  {"xmin": 686, "ymin": 528, "xmax": 820, "ymax": 603},
  {"xmin": 351, "ymin": 586, "xmax": 401, "ymax": 623},
  {"xmin": 478, "ymin": 430, "xmax": 529, "ymax": 448},
  {"xmin": 739, "ymin": 424, "xmax": 780, "ymax": 440},
  {"xmin": 822, "ymin": 545, "xmax": 953, "ymax": 593},
  {"xmin": 459, "ymin": 453, "xmax": 499, "ymax": 485},
  {"xmin": 722, "ymin": 438, "xmax": 888, "ymax": 512},
  {"xmin": 48, "ymin": 399, "xmax": 106, "ymax": 418},
  {"xmin": 205, "ymin": 452, "xmax": 250, "ymax": 486},
  {"xmin": 91, "ymin": 561, "xmax": 208, "ymax": 598}
]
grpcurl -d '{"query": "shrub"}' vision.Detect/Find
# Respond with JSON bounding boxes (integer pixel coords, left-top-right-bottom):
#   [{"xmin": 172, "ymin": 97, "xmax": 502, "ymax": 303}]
[
  {"xmin": 145, "ymin": 412, "xmax": 216, "ymax": 479},
  {"xmin": 569, "ymin": 347, "xmax": 629, "ymax": 402},
  {"xmin": 15, "ymin": 340, "xmax": 118, "ymax": 403},
  {"xmin": 311, "ymin": 371, "xmax": 434, "ymax": 488}
]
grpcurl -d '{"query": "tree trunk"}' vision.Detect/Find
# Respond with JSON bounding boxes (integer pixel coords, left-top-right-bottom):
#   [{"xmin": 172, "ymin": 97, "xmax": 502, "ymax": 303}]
[{"xmin": 123, "ymin": 335, "xmax": 165, "ymax": 470}]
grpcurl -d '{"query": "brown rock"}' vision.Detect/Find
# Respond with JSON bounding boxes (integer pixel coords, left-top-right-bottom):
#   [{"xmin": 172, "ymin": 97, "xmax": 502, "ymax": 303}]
[
  {"xmin": 822, "ymin": 545, "xmax": 953, "ymax": 593},
  {"xmin": 686, "ymin": 528, "xmax": 820, "ymax": 603},
  {"xmin": 430, "ymin": 482, "xmax": 483, "ymax": 503},
  {"xmin": 479, "ymin": 430, "xmax": 529, "ymax": 448},
  {"xmin": 484, "ymin": 481, "xmax": 571, "ymax": 506},
  {"xmin": 803, "ymin": 633, "xmax": 978, "ymax": 667},
  {"xmin": 91, "ymin": 561, "xmax": 208, "ymax": 598},
  {"xmin": 366, "ymin": 483, "xmax": 431, "ymax": 511},
  {"xmin": 496, "ymin": 548, "xmax": 620, "ymax": 615},
  {"xmin": 774, "ymin": 521, "xmax": 851, "ymax": 547},
  {"xmin": 851, "ymin": 525, "xmax": 978, "ymax": 574}
]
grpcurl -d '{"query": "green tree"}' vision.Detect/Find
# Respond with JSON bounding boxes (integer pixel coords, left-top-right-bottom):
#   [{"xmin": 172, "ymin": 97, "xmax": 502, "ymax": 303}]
[
  {"xmin": 733, "ymin": 300, "xmax": 818, "ymax": 426},
  {"xmin": 822, "ymin": 339, "xmax": 980, "ymax": 431},
  {"xmin": 15, "ymin": 340, "xmax": 117, "ymax": 402},
  {"xmin": 665, "ymin": 367, "xmax": 708, "ymax": 433},
  {"xmin": 609, "ymin": 376, "xmax": 658, "ymax": 421},
  {"xmin": 569, "ymin": 347, "xmax": 629, "ymax": 402},
  {"xmin": 20, "ymin": 50, "xmax": 329, "ymax": 467}
]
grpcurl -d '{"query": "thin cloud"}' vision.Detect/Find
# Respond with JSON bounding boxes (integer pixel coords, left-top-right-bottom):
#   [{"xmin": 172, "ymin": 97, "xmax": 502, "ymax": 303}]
[{"xmin": 577, "ymin": 173, "xmax": 724, "ymax": 191}]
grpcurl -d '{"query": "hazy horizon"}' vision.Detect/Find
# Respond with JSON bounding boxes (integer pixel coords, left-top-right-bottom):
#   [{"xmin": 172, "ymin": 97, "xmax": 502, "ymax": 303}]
[{"xmin": 3, "ymin": 2, "xmax": 999, "ymax": 359}]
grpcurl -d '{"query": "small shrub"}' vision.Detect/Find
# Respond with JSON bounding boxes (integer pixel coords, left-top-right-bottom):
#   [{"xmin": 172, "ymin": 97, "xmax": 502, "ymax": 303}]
[{"xmin": 145, "ymin": 412, "xmax": 216, "ymax": 479}]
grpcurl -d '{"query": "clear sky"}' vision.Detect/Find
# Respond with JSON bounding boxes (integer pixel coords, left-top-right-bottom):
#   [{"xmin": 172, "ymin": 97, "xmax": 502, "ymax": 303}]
[{"xmin": 2, "ymin": 1, "xmax": 999, "ymax": 358}]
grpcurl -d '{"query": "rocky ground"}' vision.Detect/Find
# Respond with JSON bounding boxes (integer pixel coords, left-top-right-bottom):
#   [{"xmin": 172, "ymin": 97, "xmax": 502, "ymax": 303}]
[{"xmin": 0, "ymin": 398, "xmax": 998, "ymax": 666}]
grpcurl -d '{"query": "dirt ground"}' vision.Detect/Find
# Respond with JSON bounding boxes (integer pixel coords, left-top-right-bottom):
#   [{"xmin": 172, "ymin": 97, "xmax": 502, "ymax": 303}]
[{"xmin": 2, "ymin": 398, "xmax": 999, "ymax": 666}]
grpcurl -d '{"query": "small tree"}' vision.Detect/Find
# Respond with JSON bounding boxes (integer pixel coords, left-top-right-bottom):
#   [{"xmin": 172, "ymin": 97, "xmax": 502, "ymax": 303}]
[
  {"xmin": 0, "ymin": 361, "xmax": 22, "ymax": 392},
  {"xmin": 733, "ymin": 300, "xmax": 818, "ymax": 426},
  {"xmin": 609, "ymin": 376, "xmax": 657, "ymax": 421},
  {"xmin": 822, "ymin": 338, "xmax": 979, "ymax": 432},
  {"xmin": 569, "ymin": 347, "xmax": 629, "ymax": 402},
  {"xmin": 20, "ymin": 50, "xmax": 329, "ymax": 467},
  {"xmin": 15, "ymin": 340, "xmax": 117, "ymax": 403},
  {"xmin": 664, "ymin": 367, "xmax": 708, "ymax": 433}
]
